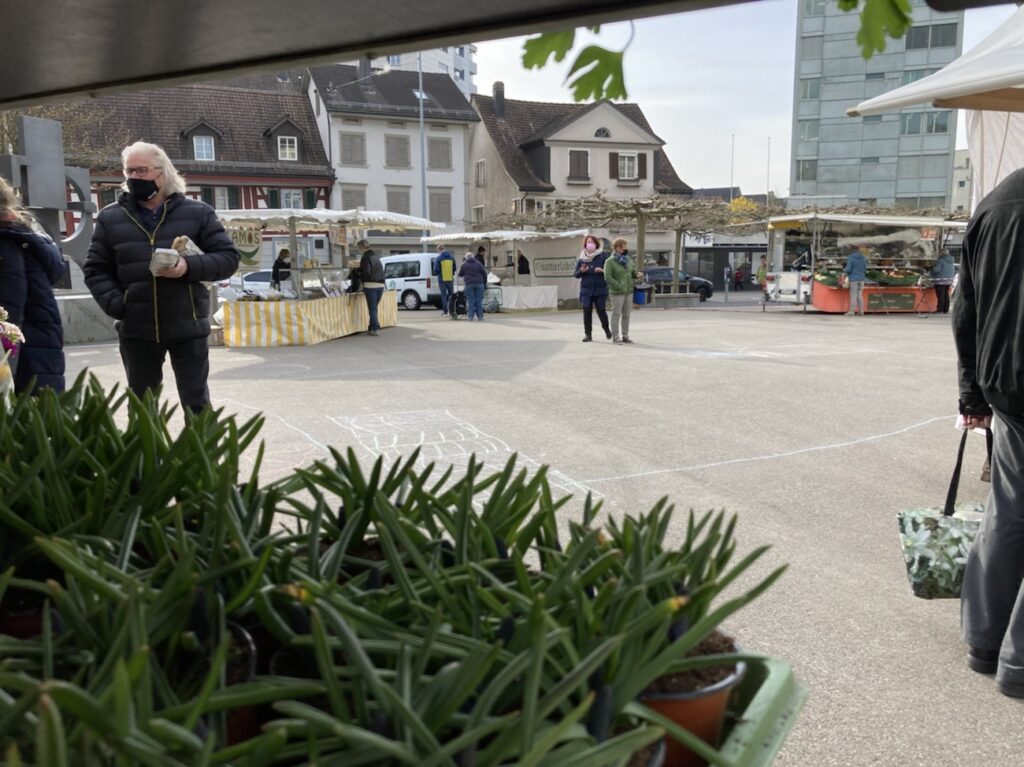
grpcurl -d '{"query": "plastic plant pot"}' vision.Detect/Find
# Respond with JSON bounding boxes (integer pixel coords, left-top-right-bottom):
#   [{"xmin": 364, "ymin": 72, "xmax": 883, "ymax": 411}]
[{"xmin": 640, "ymin": 661, "xmax": 746, "ymax": 767}]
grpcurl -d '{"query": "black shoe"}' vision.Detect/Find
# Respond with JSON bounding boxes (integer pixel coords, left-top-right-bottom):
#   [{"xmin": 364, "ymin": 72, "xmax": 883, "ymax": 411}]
[
  {"xmin": 582, "ymin": 335, "xmax": 592, "ymax": 342},
  {"xmin": 998, "ymin": 677, "xmax": 1024, "ymax": 698},
  {"xmin": 622, "ymin": 337, "xmax": 633, "ymax": 344},
  {"xmin": 604, "ymin": 327, "xmax": 612, "ymax": 340},
  {"xmin": 968, "ymin": 647, "xmax": 999, "ymax": 674}
]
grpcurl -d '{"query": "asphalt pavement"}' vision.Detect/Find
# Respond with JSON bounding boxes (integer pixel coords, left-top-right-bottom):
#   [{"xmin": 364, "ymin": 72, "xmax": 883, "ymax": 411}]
[{"xmin": 65, "ymin": 302, "xmax": 1023, "ymax": 766}]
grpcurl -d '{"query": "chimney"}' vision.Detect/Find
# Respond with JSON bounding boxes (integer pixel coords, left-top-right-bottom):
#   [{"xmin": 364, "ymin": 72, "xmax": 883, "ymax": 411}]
[
  {"xmin": 358, "ymin": 57, "xmax": 372, "ymax": 80},
  {"xmin": 493, "ymin": 82, "xmax": 505, "ymax": 119}
]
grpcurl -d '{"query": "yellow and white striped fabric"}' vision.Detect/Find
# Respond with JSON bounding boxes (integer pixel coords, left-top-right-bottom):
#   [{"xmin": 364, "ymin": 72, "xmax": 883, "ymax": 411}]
[{"xmin": 221, "ymin": 292, "xmax": 398, "ymax": 347}]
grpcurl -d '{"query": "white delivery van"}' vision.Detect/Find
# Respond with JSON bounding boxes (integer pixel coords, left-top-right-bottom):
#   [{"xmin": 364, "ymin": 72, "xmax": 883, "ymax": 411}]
[{"xmin": 379, "ymin": 253, "xmax": 441, "ymax": 310}]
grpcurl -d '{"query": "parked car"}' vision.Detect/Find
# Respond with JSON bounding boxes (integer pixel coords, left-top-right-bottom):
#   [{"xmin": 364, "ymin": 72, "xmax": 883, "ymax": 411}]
[
  {"xmin": 380, "ymin": 253, "xmax": 442, "ymax": 310},
  {"xmin": 219, "ymin": 270, "xmax": 276, "ymax": 296},
  {"xmin": 643, "ymin": 267, "xmax": 714, "ymax": 301}
]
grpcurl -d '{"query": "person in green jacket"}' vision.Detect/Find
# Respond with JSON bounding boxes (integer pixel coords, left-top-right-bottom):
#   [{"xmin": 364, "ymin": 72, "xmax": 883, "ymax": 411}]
[{"xmin": 604, "ymin": 237, "xmax": 639, "ymax": 344}]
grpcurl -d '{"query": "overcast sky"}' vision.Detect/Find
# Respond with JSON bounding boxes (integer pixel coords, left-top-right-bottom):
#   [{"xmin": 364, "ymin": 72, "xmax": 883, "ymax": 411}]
[{"xmin": 474, "ymin": 1, "xmax": 1019, "ymax": 197}]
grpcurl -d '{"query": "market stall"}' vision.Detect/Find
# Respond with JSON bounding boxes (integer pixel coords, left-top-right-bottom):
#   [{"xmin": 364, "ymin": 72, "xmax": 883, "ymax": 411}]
[
  {"xmin": 421, "ymin": 229, "xmax": 587, "ymax": 310},
  {"xmin": 765, "ymin": 213, "xmax": 967, "ymax": 314},
  {"xmin": 216, "ymin": 208, "xmax": 442, "ymax": 347}
]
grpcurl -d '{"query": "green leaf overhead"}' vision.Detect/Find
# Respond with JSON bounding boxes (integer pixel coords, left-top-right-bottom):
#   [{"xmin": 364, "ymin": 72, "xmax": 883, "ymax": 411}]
[
  {"xmin": 522, "ymin": 31, "xmax": 578, "ymax": 69},
  {"xmin": 566, "ymin": 46, "xmax": 627, "ymax": 102},
  {"xmin": 840, "ymin": 0, "xmax": 914, "ymax": 58}
]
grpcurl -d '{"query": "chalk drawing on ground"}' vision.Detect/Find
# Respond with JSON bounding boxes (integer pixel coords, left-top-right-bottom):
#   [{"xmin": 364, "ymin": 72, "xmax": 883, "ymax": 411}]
[{"xmin": 328, "ymin": 410, "xmax": 600, "ymax": 501}]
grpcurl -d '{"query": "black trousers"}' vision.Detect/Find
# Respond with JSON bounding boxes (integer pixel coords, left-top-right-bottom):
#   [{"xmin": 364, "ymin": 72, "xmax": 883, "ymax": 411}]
[
  {"xmin": 119, "ymin": 335, "xmax": 211, "ymax": 413},
  {"xmin": 581, "ymin": 294, "xmax": 609, "ymax": 337},
  {"xmin": 934, "ymin": 284, "xmax": 950, "ymax": 313}
]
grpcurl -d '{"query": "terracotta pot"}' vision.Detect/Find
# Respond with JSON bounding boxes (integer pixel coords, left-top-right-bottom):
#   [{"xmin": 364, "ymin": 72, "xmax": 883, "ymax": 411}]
[{"xmin": 640, "ymin": 661, "xmax": 746, "ymax": 767}]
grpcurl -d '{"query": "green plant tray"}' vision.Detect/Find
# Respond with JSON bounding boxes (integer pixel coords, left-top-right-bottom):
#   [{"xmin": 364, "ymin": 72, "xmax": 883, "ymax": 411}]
[{"xmin": 716, "ymin": 657, "xmax": 806, "ymax": 766}]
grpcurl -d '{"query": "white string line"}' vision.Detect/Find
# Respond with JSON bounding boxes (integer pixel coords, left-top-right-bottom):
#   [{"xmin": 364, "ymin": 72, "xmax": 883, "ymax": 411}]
[
  {"xmin": 219, "ymin": 398, "xmax": 332, "ymax": 454},
  {"xmin": 582, "ymin": 414, "xmax": 954, "ymax": 484}
]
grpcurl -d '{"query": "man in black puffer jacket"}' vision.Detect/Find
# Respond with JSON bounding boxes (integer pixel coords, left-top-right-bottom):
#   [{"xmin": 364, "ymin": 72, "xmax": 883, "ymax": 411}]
[
  {"xmin": 952, "ymin": 167, "xmax": 1024, "ymax": 700},
  {"xmin": 85, "ymin": 142, "xmax": 239, "ymax": 412}
]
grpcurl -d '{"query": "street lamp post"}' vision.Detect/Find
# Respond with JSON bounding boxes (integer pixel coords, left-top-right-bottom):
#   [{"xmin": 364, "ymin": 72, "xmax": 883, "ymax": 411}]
[{"xmin": 418, "ymin": 53, "xmax": 428, "ymax": 241}]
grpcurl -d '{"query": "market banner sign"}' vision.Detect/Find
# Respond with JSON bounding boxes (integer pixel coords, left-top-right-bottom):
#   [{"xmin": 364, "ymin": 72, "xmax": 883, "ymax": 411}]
[
  {"xmin": 532, "ymin": 257, "xmax": 577, "ymax": 278},
  {"xmin": 228, "ymin": 227, "xmax": 263, "ymax": 266}
]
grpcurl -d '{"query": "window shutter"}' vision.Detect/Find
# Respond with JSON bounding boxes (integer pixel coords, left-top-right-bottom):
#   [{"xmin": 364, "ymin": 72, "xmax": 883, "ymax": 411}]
[
  {"xmin": 386, "ymin": 136, "xmax": 410, "ymax": 168},
  {"xmin": 340, "ymin": 133, "xmax": 365, "ymax": 165},
  {"xmin": 201, "ymin": 187, "xmax": 214, "ymax": 205},
  {"xmin": 638, "ymin": 153, "xmax": 647, "ymax": 180},
  {"xmin": 228, "ymin": 187, "xmax": 240, "ymax": 208},
  {"xmin": 428, "ymin": 189, "xmax": 452, "ymax": 223},
  {"xmin": 304, "ymin": 188, "xmax": 317, "ymax": 208},
  {"xmin": 428, "ymin": 138, "xmax": 451, "ymax": 170},
  {"xmin": 609, "ymin": 152, "xmax": 619, "ymax": 179},
  {"xmin": 268, "ymin": 189, "xmax": 280, "ymax": 208}
]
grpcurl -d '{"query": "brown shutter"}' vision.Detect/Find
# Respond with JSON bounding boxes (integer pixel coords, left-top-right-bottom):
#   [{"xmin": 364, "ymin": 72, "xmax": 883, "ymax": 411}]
[
  {"xmin": 638, "ymin": 153, "xmax": 648, "ymax": 180},
  {"xmin": 609, "ymin": 152, "xmax": 619, "ymax": 179}
]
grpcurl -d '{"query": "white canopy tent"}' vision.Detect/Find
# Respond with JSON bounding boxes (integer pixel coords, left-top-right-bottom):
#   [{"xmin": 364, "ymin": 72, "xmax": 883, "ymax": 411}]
[
  {"xmin": 218, "ymin": 208, "xmax": 444, "ymax": 233},
  {"xmin": 420, "ymin": 229, "xmax": 588, "ymax": 244},
  {"xmin": 849, "ymin": 7, "xmax": 1024, "ymax": 210},
  {"xmin": 217, "ymin": 208, "xmax": 445, "ymax": 266}
]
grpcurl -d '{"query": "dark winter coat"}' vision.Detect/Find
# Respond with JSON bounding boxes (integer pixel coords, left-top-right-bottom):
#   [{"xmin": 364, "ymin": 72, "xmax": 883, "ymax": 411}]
[
  {"xmin": 458, "ymin": 257, "xmax": 488, "ymax": 285},
  {"xmin": 84, "ymin": 193, "xmax": 239, "ymax": 344},
  {"xmin": 360, "ymin": 249, "xmax": 384, "ymax": 284},
  {"xmin": 574, "ymin": 252, "xmax": 609, "ymax": 298},
  {"xmin": 0, "ymin": 222, "xmax": 65, "ymax": 392},
  {"xmin": 953, "ymin": 168, "xmax": 1024, "ymax": 417}
]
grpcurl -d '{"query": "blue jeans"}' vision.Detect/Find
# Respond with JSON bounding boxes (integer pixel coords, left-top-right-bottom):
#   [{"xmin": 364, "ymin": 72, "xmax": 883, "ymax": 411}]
[
  {"xmin": 364, "ymin": 287, "xmax": 384, "ymax": 331},
  {"xmin": 465, "ymin": 283, "xmax": 485, "ymax": 320},
  {"xmin": 438, "ymin": 280, "xmax": 453, "ymax": 313}
]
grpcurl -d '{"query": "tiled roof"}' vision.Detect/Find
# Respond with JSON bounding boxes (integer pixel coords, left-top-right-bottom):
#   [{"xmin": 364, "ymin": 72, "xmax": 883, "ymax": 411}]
[
  {"xmin": 473, "ymin": 94, "xmax": 691, "ymax": 195},
  {"xmin": 308, "ymin": 64, "xmax": 478, "ymax": 122},
  {"xmin": 60, "ymin": 84, "xmax": 332, "ymax": 179},
  {"xmin": 693, "ymin": 187, "xmax": 742, "ymax": 202}
]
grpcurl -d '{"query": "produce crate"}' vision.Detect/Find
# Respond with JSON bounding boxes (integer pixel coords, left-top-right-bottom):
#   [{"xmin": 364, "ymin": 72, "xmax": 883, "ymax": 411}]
[{"xmin": 716, "ymin": 657, "xmax": 806, "ymax": 766}]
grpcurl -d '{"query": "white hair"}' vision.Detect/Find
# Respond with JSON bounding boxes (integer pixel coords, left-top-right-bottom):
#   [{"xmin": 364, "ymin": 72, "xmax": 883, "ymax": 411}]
[
  {"xmin": 120, "ymin": 141, "xmax": 187, "ymax": 196},
  {"xmin": 0, "ymin": 175, "xmax": 33, "ymax": 226}
]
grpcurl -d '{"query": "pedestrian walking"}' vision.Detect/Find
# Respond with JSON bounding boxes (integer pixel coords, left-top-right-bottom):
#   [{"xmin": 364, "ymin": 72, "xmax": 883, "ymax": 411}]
[
  {"xmin": 952, "ymin": 167, "xmax": 1024, "ymax": 699},
  {"xmin": 574, "ymin": 234, "xmax": 611, "ymax": 342},
  {"xmin": 843, "ymin": 245, "xmax": 868, "ymax": 316},
  {"xmin": 458, "ymin": 252, "xmax": 487, "ymax": 320},
  {"xmin": 756, "ymin": 254, "xmax": 769, "ymax": 306},
  {"xmin": 604, "ymin": 237, "xmax": 638, "ymax": 344},
  {"xmin": 84, "ymin": 141, "xmax": 239, "ymax": 413},
  {"xmin": 433, "ymin": 244, "xmax": 456, "ymax": 317},
  {"xmin": 0, "ymin": 175, "xmax": 66, "ymax": 393},
  {"xmin": 517, "ymin": 250, "xmax": 530, "ymax": 275},
  {"xmin": 271, "ymin": 248, "xmax": 291, "ymax": 290},
  {"xmin": 930, "ymin": 249, "xmax": 956, "ymax": 314},
  {"xmin": 357, "ymin": 239, "xmax": 385, "ymax": 336}
]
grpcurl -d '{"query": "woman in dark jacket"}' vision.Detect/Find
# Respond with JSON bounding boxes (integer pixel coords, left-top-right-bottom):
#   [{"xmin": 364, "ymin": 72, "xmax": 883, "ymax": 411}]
[
  {"xmin": 574, "ymin": 234, "xmax": 611, "ymax": 342},
  {"xmin": 458, "ymin": 252, "xmax": 488, "ymax": 320},
  {"xmin": 0, "ymin": 175, "xmax": 65, "ymax": 393}
]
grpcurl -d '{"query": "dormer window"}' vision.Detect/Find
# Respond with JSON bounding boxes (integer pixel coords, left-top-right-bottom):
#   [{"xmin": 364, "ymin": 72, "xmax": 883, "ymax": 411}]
[
  {"xmin": 278, "ymin": 136, "xmax": 298, "ymax": 161},
  {"xmin": 193, "ymin": 135, "xmax": 215, "ymax": 161},
  {"xmin": 594, "ymin": 127, "xmax": 611, "ymax": 138}
]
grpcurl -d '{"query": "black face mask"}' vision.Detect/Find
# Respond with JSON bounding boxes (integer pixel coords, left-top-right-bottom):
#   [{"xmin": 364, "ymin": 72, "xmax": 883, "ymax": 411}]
[{"xmin": 127, "ymin": 177, "xmax": 160, "ymax": 203}]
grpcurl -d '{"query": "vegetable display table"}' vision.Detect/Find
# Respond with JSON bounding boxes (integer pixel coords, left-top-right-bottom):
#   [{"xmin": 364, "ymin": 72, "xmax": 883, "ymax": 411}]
[
  {"xmin": 220, "ymin": 291, "xmax": 397, "ymax": 347},
  {"xmin": 811, "ymin": 283, "xmax": 938, "ymax": 314}
]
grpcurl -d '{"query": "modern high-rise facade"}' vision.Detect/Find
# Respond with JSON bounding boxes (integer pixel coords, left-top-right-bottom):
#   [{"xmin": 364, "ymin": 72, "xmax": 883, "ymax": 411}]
[
  {"xmin": 366, "ymin": 45, "xmax": 478, "ymax": 98},
  {"xmin": 790, "ymin": 0, "xmax": 964, "ymax": 208}
]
